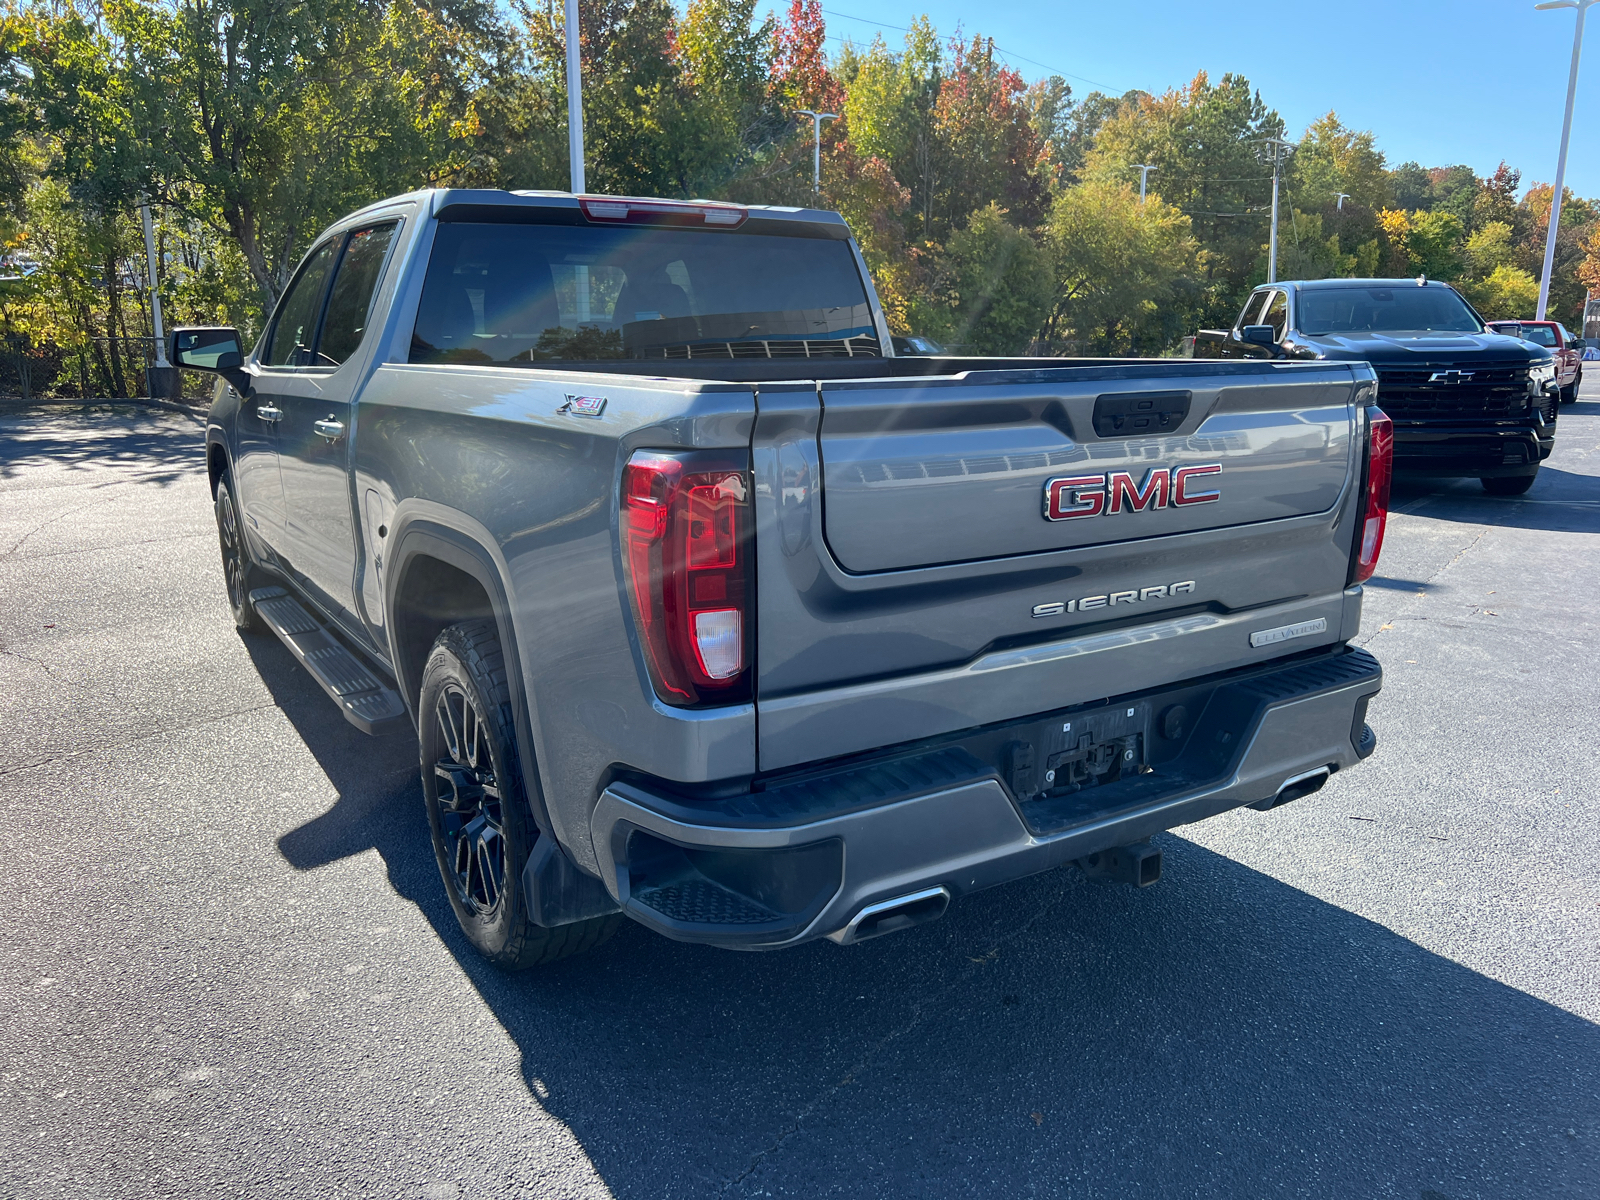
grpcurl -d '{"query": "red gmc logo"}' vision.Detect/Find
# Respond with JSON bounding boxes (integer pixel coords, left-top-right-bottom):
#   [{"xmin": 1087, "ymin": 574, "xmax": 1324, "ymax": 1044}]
[{"xmin": 1044, "ymin": 464, "xmax": 1222, "ymax": 521}]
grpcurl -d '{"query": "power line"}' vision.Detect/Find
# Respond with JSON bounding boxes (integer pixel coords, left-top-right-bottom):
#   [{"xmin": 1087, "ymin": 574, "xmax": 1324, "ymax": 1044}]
[{"xmin": 820, "ymin": 8, "xmax": 1129, "ymax": 94}]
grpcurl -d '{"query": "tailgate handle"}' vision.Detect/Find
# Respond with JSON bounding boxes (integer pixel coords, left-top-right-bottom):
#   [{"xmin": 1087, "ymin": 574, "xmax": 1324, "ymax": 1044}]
[{"xmin": 1092, "ymin": 390, "xmax": 1191, "ymax": 438}]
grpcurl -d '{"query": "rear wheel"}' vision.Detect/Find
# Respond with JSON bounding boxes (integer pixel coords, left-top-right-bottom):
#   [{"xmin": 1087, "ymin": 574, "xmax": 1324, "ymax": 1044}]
[
  {"xmin": 214, "ymin": 474, "xmax": 263, "ymax": 633},
  {"xmin": 419, "ymin": 620, "xmax": 621, "ymax": 969},
  {"xmin": 1481, "ymin": 471, "xmax": 1537, "ymax": 496}
]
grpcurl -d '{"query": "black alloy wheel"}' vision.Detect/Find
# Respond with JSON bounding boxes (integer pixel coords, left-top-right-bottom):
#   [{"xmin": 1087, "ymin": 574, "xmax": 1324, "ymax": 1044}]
[
  {"xmin": 431, "ymin": 681, "xmax": 510, "ymax": 920},
  {"xmin": 418, "ymin": 620, "xmax": 621, "ymax": 969},
  {"xmin": 214, "ymin": 474, "xmax": 263, "ymax": 633}
]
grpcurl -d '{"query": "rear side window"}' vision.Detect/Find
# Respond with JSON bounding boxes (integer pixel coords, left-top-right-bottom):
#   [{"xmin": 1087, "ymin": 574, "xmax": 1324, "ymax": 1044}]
[
  {"xmin": 265, "ymin": 241, "xmax": 339, "ymax": 367},
  {"xmin": 410, "ymin": 221, "xmax": 878, "ymax": 364},
  {"xmin": 319, "ymin": 223, "xmax": 398, "ymax": 365}
]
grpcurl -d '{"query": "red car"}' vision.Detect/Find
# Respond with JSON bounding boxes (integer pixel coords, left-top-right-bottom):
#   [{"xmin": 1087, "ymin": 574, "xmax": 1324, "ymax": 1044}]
[{"xmin": 1487, "ymin": 319, "xmax": 1583, "ymax": 403}]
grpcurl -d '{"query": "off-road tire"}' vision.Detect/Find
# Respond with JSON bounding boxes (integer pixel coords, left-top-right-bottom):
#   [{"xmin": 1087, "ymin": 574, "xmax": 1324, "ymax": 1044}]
[
  {"xmin": 214, "ymin": 473, "xmax": 264, "ymax": 633},
  {"xmin": 1481, "ymin": 471, "xmax": 1537, "ymax": 496},
  {"xmin": 419, "ymin": 619, "xmax": 621, "ymax": 969}
]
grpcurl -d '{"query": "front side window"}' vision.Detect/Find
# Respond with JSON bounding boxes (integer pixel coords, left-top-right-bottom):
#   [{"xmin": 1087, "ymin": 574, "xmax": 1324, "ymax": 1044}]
[
  {"xmin": 265, "ymin": 241, "xmax": 339, "ymax": 367},
  {"xmin": 1262, "ymin": 290, "xmax": 1288, "ymax": 339},
  {"xmin": 410, "ymin": 221, "xmax": 878, "ymax": 364},
  {"xmin": 1235, "ymin": 291, "xmax": 1267, "ymax": 331},
  {"xmin": 1297, "ymin": 286, "xmax": 1482, "ymax": 335},
  {"xmin": 319, "ymin": 223, "xmax": 399, "ymax": 365}
]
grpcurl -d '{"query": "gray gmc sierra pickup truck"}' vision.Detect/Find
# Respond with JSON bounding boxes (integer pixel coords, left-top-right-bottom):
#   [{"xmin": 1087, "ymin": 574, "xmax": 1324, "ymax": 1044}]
[{"xmin": 174, "ymin": 189, "xmax": 1389, "ymax": 968}]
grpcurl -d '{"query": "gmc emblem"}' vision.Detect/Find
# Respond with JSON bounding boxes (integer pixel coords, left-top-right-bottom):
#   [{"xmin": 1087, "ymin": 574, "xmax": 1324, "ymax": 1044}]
[{"xmin": 1044, "ymin": 464, "xmax": 1222, "ymax": 521}]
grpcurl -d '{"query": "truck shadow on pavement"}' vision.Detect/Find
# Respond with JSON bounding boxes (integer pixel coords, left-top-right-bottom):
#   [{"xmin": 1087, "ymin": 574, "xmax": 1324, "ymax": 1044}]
[
  {"xmin": 1391, "ymin": 465, "xmax": 1600, "ymax": 534},
  {"xmin": 256, "ymin": 632, "xmax": 1600, "ymax": 1200}
]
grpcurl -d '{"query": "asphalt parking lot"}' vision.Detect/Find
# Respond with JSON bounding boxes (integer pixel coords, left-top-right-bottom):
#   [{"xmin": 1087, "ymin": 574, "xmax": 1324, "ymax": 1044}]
[{"xmin": 1, "ymin": 384, "xmax": 1596, "ymax": 1199}]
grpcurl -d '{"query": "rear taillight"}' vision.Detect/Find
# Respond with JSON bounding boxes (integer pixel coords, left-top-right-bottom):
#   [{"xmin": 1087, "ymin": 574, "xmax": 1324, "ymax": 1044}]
[
  {"xmin": 1350, "ymin": 408, "xmax": 1393, "ymax": 585},
  {"xmin": 621, "ymin": 450, "xmax": 752, "ymax": 706}
]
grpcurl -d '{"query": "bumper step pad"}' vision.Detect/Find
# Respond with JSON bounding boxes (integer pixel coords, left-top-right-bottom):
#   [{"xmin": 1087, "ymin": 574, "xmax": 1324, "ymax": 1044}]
[{"xmin": 249, "ymin": 587, "xmax": 407, "ymax": 734}]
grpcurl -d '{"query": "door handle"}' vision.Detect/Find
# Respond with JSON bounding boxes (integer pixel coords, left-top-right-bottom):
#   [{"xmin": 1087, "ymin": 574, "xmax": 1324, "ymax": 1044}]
[
  {"xmin": 313, "ymin": 416, "xmax": 345, "ymax": 443},
  {"xmin": 256, "ymin": 404, "xmax": 282, "ymax": 423}
]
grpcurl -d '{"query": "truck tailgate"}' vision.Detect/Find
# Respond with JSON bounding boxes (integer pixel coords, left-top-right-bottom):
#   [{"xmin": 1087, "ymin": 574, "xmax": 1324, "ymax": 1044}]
[
  {"xmin": 752, "ymin": 361, "xmax": 1375, "ymax": 771},
  {"xmin": 820, "ymin": 369, "xmax": 1356, "ymax": 572}
]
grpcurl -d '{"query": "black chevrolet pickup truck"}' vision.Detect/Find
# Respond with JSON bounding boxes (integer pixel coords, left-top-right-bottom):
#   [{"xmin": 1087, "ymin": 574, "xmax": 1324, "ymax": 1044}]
[{"xmin": 1192, "ymin": 278, "xmax": 1559, "ymax": 495}]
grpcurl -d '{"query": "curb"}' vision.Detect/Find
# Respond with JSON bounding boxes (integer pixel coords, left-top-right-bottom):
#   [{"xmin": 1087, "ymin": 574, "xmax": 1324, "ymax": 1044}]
[{"xmin": 0, "ymin": 395, "xmax": 209, "ymax": 418}]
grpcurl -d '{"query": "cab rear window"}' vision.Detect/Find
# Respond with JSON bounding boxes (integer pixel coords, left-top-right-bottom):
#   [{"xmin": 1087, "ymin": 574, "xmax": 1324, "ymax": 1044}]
[{"xmin": 410, "ymin": 221, "xmax": 879, "ymax": 364}]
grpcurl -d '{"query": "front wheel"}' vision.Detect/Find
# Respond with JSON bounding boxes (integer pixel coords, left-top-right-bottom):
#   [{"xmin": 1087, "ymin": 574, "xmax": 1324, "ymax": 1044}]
[
  {"xmin": 1560, "ymin": 377, "xmax": 1578, "ymax": 404},
  {"xmin": 214, "ymin": 473, "xmax": 264, "ymax": 633},
  {"xmin": 1481, "ymin": 471, "xmax": 1537, "ymax": 496},
  {"xmin": 419, "ymin": 620, "xmax": 620, "ymax": 969}
]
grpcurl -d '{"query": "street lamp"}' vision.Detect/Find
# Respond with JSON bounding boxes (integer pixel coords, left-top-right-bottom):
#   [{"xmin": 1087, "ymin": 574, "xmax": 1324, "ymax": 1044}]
[
  {"xmin": 1335, "ymin": 192, "xmax": 1351, "ymax": 212},
  {"xmin": 565, "ymin": 0, "xmax": 585, "ymax": 193},
  {"xmin": 796, "ymin": 110, "xmax": 838, "ymax": 193},
  {"xmin": 1133, "ymin": 164, "xmax": 1156, "ymax": 203},
  {"xmin": 1534, "ymin": 0, "xmax": 1594, "ymax": 320}
]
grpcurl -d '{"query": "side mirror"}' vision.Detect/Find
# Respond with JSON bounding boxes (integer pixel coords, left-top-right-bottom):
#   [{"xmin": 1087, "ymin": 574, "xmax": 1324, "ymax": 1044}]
[
  {"xmin": 171, "ymin": 326, "xmax": 249, "ymax": 391},
  {"xmin": 1241, "ymin": 324, "xmax": 1277, "ymax": 347}
]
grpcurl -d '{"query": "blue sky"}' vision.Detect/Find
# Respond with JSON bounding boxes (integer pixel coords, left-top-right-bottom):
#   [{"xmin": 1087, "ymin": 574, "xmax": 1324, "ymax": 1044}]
[{"xmin": 756, "ymin": 0, "xmax": 1600, "ymax": 200}]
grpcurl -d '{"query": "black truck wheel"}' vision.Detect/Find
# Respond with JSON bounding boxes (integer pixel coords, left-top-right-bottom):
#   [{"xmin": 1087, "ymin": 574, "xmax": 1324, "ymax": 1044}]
[
  {"xmin": 1481, "ymin": 471, "xmax": 1538, "ymax": 496},
  {"xmin": 214, "ymin": 474, "xmax": 264, "ymax": 633},
  {"xmin": 1560, "ymin": 374, "xmax": 1579, "ymax": 403},
  {"xmin": 419, "ymin": 620, "xmax": 621, "ymax": 969}
]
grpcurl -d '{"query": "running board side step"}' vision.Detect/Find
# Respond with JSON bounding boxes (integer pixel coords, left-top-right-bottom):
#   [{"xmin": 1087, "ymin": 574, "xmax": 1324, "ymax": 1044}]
[{"xmin": 249, "ymin": 586, "xmax": 408, "ymax": 734}]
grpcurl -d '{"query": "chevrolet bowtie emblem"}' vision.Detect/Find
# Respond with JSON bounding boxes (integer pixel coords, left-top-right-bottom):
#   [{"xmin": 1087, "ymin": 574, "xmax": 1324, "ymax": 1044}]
[{"xmin": 1428, "ymin": 370, "xmax": 1474, "ymax": 384}]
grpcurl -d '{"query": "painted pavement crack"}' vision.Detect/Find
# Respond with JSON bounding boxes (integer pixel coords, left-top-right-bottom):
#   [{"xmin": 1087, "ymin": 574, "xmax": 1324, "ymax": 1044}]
[
  {"xmin": 0, "ymin": 496, "xmax": 120, "ymax": 563},
  {"xmin": 1357, "ymin": 526, "xmax": 1490, "ymax": 650},
  {"xmin": 0, "ymin": 701, "xmax": 282, "ymax": 779}
]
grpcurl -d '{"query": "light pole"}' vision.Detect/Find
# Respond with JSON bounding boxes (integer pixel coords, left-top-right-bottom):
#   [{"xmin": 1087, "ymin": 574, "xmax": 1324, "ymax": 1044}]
[
  {"xmin": 1335, "ymin": 192, "xmax": 1351, "ymax": 212},
  {"xmin": 1534, "ymin": 0, "xmax": 1594, "ymax": 320},
  {"xmin": 1133, "ymin": 164, "xmax": 1156, "ymax": 203},
  {"xmin": 796, "ymin": 110, "xmax": 838, "ymax": 193},
  {"xmin": 565, "ymin": 0, "xmax": 585, "ymax": 193},
  {"xmin": 1261, "ymin": 136, "xmax": 1296, "ymax": 284}
]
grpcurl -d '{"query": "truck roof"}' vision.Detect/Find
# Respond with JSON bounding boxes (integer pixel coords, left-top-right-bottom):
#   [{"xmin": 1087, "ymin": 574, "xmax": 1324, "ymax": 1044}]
[
  {"xmin": 1272, "ymin": 278, "xmax": 1462, "ymax": 292},
  {"xmin": 337, "ymin": 187, "xmax": 850, "ymax": 237}
]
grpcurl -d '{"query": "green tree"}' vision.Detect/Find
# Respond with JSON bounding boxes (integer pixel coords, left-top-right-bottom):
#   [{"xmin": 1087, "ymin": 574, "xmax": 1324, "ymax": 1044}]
[
  {"xmin": 1087, "ymin": 71, "xmax": 1284, "ymax": 325},
  {"xmin": 1458, "ymin": 265, "xmax": 1539, "ymax": 320},
  {"xmin": 1043, "ymin": 180, "xmax": 1198, "ymax": 354},
  {"xmin": 1404, "ymin": 209, "xmax": 1465, "ymax": 279},
  {"xmin": 911, "ymin": 201, "xmax": 1052, "ymax": 354},
  {"xmin": 1291, "ymin": 112, "xmax": 1390, "ymax": 213}
]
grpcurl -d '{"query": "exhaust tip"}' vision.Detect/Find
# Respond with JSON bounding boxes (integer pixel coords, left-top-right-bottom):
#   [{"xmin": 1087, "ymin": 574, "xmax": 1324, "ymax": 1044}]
[
  {"xmin": 1252, "ymin": 765, "xmax": 1332, "ymax": 812},
  {"xmin": 828, "ymin": 887, "xmax": 950, "ymax": 945}
]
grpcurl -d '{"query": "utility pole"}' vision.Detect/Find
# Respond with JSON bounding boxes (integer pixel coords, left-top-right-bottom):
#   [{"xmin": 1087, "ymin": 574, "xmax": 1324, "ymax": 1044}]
[
  {"xmin": 1261, "ymin": 137, "xmax": 1296, "ymax": 285},
  {"xmin": 1534, "ymin": 0, "xmax": 1594, "ymax": 320},
  {"xmin": 139, "ymin": 197, "xmax": 175, "ymax": 400},
  {"xmin": 796, "ymin": 110, "xmax": 838, "ymax": 193},
  {"xmin": 1133, "ymin": 164, "xmax": 1156, "ymax": 203},
  {"xmin": 140, "ymin": 200, "xmax": 167, "ymax": 368},
  {"xmin": 565, "ymin": 0, "xmax": 585, "ymax": 193}
]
